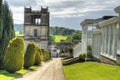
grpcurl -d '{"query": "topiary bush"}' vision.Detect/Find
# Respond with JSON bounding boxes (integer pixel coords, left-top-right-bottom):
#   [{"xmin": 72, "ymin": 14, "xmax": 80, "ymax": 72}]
[
  {"xmin": 78, "ymin": 53, "xmax": 86, "ymax": 62},
  {"xmin": 47, "ymin": 51, "xmax": 51, "ymax": 60},
  {"xmin": 3, "ymin": 38, "xmax": 24, "ymax": 73},
  {"xmin": 39, "ymin": 48, "xmax": 44, "ymax": 61},
  {"xmin": 41, "ymin": 49, "xmax": 46, "ymax": 61},
  {"xmin": 34, "ymin": 47, "xmax": 41, "ymax": 65},
  {"xmin": 41, "ymin": 49, "xmax": 50, "ymax": 62},
  {"xmin": 24, "ymin": 42, "xmax": 37, "ymax": 68}
]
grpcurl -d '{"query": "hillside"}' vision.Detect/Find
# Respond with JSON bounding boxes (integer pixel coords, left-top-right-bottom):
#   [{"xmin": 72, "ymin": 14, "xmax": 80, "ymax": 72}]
[
  {"xmin": 14, "ymin": 24, "xmax": 81, "ymax": 37},
  {"xmin": 14, "ymin": 24, "xmax": 24, "ymax": 36},
  {"xmin": 50, "ymin": 26, "xmax": 80, "ymax": 36}
]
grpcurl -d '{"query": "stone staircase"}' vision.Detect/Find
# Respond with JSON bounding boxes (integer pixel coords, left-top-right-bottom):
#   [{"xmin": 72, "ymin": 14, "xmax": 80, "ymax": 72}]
[{"xmin": 63, "ymin": 57, "xmax": 79, "ymax": 65}]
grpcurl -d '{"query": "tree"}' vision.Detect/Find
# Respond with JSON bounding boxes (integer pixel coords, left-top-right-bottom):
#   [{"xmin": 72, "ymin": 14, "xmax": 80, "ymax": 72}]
[
  {"xmin": 0, "ymin": 0, "xmax": 15, "ymax": 69},
  {"xmin": 3, "ymin": 38, "xmax": 24, "ymax": 73},
  {"xmin": 66, "ymin": 33, "xmax": 82, "ymax": 43},
  {"xmin": 66, "ymin": 35, "xmax": 73, "ymax": 42},
  {"xmin": 0, "ymin": 0, "xmax": 3, "ymax": 39},
  {"xmin": 49, "ymin": 35, "xmax": 55, "ymax": 44},
  {"xmin": 72, "ymin": 33, "xmax": 82, "ymax": 42},
  {"xmin": 50, "ymin": 27, "xmax": 77, "ymax": 36}
]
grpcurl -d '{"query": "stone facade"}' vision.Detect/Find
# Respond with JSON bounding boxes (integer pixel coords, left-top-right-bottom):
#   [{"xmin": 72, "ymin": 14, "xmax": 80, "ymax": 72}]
[
  {"xmin": 24, "ymin": 7, "xmax": 49, "ymax": 49},
  {"xmin": 80, "ymin": 5, "xmax": 120, "ymax": 65},
  {"xmin": 116, "ymin": 54, "xmax": 120, "ymax": 65}
]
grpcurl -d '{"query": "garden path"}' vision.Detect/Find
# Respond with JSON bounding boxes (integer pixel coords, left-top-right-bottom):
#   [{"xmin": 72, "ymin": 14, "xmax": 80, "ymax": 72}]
[{"xmin": 14, "ymin": 58, "xmax": 66, "ymax": 80}]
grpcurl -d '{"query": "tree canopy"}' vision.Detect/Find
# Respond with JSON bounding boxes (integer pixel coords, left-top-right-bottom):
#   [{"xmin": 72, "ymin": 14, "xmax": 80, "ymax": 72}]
[
  {"xmin": 0, "ymin": 0, "xmax": 15, "ymax": 69},
  {"xmin": 50, "ymin": 26, "xmax": 80, "ymax": 36}
]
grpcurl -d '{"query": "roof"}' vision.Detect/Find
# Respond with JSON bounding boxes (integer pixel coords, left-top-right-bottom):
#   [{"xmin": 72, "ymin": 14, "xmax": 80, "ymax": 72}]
[
  {"xmin": 98, "ymin": 16, "xmax": 118, "ymax": 27},
  {"xmin": 81, "ymin": 16, "xmax": 115, "ymax": 26}
]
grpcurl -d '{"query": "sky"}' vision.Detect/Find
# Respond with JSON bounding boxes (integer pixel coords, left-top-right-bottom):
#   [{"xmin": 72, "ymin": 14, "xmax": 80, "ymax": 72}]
[{"xmin": 7, "ymin": 0, "xmax": 120, "ymax": 30}]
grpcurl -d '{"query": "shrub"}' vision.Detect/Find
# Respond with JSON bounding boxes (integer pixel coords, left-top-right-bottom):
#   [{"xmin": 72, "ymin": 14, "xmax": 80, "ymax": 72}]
[
  {"xmin": 24, "ymin": 42, "xmax": 37, "ymax": 68},
  {"xmin": 41, "ymin": 49, "xmax": 50, "ymax": 61},
  {"xmin": 3, "ymin": 38, "xmax": 24, "ymax": 73},
  {"xmin": 39, "ymin": 49, "xmax": 44, "ymax": 61},
  {"xmin": 45, "ymin": 50, "xmax": 50, "ymax": 61},
  {"xmin": 34, "ymin": 47, "xmax": 41, "ymax": 65},
  {"xmin": 78, "ymin": 53, "xmax": 86, "ymax": 62},
  {"xmin": 41, "ymin": 49, "xmax": 46, "ymax": 61}
]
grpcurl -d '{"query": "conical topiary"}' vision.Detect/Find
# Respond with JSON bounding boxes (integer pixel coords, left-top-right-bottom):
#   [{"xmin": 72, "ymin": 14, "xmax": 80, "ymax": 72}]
[
  {"xmin": 3, "ymin": 38, "xmax": 24, "ymax": 73},
  {"xmin": 34, "ymin": 47, "xmax": 41, "ymax": 65},
  {"xmin": 24, "ymin": 42, "xmax": 37, "ymax": 68}
]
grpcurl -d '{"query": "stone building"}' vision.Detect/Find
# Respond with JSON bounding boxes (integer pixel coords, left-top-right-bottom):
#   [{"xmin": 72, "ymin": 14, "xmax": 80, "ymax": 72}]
[
  {"xmin": 80, "ymin": 5, "xmax": 120, "ymax": 65},
  {"xmin": 24, "ymin": 6, "xmax": 49, "ymax": 49}
]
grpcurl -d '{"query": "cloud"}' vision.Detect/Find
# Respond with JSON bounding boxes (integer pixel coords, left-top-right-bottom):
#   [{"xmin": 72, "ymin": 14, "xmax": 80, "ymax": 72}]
[
  {"xmin": 6, "ymin": 0, "xmax": 120, "ymax": 30},
  {"xmin": 7, "ymin": 0, "xmax": 37, "ymax": 7}
]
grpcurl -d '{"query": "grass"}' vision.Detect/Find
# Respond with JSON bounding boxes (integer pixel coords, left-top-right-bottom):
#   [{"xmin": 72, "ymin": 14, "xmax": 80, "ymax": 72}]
[
  {"xmin": 15, "ymin": 31, "xmax": 24, "ymax": 36},
  {"xmin": 55, "ymin": 35, "xmax": 67, "ymax": 42},
  {"xmin": 63, "ymin": 62, "xmax": 120, "ymax": 80},
  {"xmin": 0, "ymin": 66, "xmax": 38, "ymax": 80}
]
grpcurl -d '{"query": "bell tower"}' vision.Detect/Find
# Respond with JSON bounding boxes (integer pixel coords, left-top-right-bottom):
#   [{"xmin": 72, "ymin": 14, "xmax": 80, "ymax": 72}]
[{"xmin": 24, "ymin": 6, "xmax": 49, "ymax": 49}]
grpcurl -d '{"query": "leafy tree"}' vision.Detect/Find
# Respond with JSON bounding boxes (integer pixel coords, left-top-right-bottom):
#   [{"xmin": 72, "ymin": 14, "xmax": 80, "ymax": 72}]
[
  {"xmin": 66, "ymin": 33, "xmax": 82, "ymax": 43},
  {"xmin": 0, "ymin": 0, "xmax": 3, "ymax": 39},
  {"xmin": 0, "ymin": 0, "xmax": 15, "ymax": 69},
  {"xmin": 49, "ymin": 35, "xmax": 55, "ymax": 43},
  {"xmin": 72, "ymin": 33, "xmax": 82, "ymax": 42},
  {"xmin": 66, "ymin": 35, "xmax": 73, "ymax": 42},
  {"xmin": 50, "ymin": 27, "xmax": 78, "ymax": 36}
]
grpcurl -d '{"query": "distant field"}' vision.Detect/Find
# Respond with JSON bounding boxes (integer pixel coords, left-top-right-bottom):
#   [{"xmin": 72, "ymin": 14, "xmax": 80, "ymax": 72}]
[
  {"xmin": 15, "ymin": 31, "xmax": 24, "ymax": 36},
  {"xmin": 55, "ymin": 35, "xmax": 67, "ymax": 42}
]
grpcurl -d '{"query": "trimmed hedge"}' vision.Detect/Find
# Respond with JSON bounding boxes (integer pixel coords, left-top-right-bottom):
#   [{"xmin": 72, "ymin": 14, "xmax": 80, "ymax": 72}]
[
  {"xmin": 41, "ymin": 49, "xmax": 50, "ymax": 61},
  {"xmin": 34, "ymin": 47, "xmax": 41, "ymax": 65},
  {"xmin": 3, "ymin": 38, "xmax": 24, "ymax": 73},
  {"xmin": 39, "ymin": 48, "xmax": 44, "ymax": 61},
  {"xmin": 24, "ymin": 42, "xmax": 37, "ymax": 68},
  {"xmin": 78, "ymin": 53, "xmax": 86, "ymax": 62}
]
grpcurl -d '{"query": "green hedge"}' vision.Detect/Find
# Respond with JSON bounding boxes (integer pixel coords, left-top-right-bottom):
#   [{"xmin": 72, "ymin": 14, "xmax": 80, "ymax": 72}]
[
  {"xmin": 78, "ymin": 53, "xmax": 86, "ymax": 62},
  {"xmin": 41, "ymin": 49, "xmax": 50, "ymax": 61},
  {"xmin": 24, "ymin": 42, "xmax": 37, "ymax": 68},
  {"xmin": 39, "ymin": 48, "xmax": 44, "ymax": 61},
  {"xmin": 3, "ymin": 38, "xmax": 24, "ymax": 73},
  {"xmin": 34, "ymin": 46, "xmax": 41, "ymax": 65}
]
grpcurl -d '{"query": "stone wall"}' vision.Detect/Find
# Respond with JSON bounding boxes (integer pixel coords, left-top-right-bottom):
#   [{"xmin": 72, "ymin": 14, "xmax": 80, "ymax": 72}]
[
  {"xmin": 25, "ymin": 40, "xmax": 48, "ymax": 49},
  {"xmin": 24, "ymin": 26, "xmax": 48, "ymax": 37},
  {"xmin": 116, "ymin": 54, "xmax": 120, "ymax": 65},
  {"xmin": 100, "ymin": 55, "xmax": 116, "ymax": 65}
]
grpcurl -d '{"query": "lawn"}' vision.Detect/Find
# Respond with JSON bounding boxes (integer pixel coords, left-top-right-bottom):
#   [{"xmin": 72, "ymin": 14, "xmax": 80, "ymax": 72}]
[
  {"xmin": 0, "ymin": 66, "xmax": 38, "ymax": 80},
  {"xmin": 55, "ymin": 35, "xmax": 67, "ymax": 42},
  {"xmin": 63, "ymin": 62, "xmax": 120, "ymax": 80}
]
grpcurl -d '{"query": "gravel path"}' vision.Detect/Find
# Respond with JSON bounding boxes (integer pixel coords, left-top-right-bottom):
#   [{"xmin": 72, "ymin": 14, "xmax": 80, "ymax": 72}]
[{"xmin": 14, "ymin": 58, "xmax": 66, "ymax": 80}]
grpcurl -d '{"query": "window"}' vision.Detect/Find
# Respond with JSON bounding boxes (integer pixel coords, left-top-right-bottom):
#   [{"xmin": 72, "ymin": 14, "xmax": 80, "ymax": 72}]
[
  {"xmin": 35, "ymin": 18, "xmax": 41, "ymax": 25},
  {"xmin": 34, "ymin": 29, "xmax": 37, "ymax": 37}
]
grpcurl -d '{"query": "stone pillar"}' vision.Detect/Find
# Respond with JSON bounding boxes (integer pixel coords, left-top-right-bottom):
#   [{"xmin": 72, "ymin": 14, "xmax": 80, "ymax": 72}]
[
  {"xmin": 81, "ymin": 25, "xmax": 88, "ymax": 54},
  {"xmin": 115, "ymin": 6, "xmax": 120, "ymax": 65}
]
